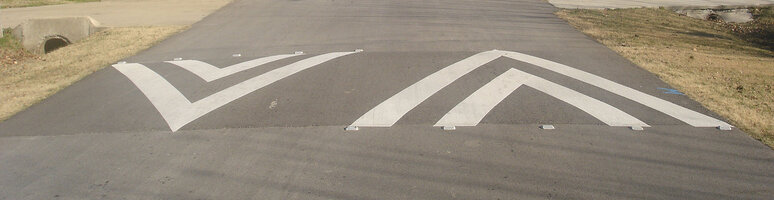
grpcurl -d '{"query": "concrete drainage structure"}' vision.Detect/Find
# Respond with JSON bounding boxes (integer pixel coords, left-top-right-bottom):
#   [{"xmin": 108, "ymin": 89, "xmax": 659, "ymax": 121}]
[
  {"xmin": 675, "ymin": 8, "xmax": 754, "ymax": 23},
  {"xmin": 11, "ymin": 17, "xmax": 105, "ymax": 54},
  {"xmin": 43, "ymin": 35, "xmax": 70, "ymax": 54}
]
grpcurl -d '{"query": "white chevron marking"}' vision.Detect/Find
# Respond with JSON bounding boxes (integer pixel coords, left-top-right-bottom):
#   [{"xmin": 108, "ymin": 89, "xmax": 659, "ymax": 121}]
[
  {"xmin": 435, "ymin": 68, "xmax": 649, "ymax": 127},
  {"xmin": 434, "ymin": 68, "xmax": 528, "ymax": 127},
  {"xmin": 166, "ymin": 53, "xmax": 302, "ymax": 82},
  {"xmin": 114, "ymin": 51, "xmax": 359, "ymax": 131},
  {"xmin": 353, "ymin": 50, "xmax": 728, "ymax": 128},
  {"xmin": 501, "ymin": 51, "xmax": 730, "ymax": 127},
  {"xmin": 350, "ymin": 50, "xmax": 507, "ymax": 127}
]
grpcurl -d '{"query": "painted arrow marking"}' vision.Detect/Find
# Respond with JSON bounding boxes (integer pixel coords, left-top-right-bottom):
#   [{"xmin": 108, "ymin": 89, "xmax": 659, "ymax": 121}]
[
  {"xmin": 114, "ymin": 51, "xmax": 359, "ymax": 131},
  {"xmin": 166, "ymin": 52, "xmax": 303, "ymax": 82},
  {"xmin": 435, "ymin": 68, "xmax": 649, "ymax": 127},
  {"xmin": 352, "ymin": 50, "xmax": 729, "ymax": 128}
]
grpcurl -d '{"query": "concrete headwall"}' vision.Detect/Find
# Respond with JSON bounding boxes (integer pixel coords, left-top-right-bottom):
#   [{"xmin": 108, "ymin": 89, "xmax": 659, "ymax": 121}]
[
  {"xmin": 1, "ymin": 7, "xmax": 4, "ymax": 38},
  {"xmin": 676, "ymin": 9, "xmax": 754, "ymax": 23},
  {"xmin": 12, "ymin": 17, "xmax": 103, "ymax": 54}
]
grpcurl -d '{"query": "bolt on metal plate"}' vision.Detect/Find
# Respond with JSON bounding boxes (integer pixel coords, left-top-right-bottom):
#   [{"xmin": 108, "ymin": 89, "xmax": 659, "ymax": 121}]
[
  {"xmin": 540, "ymin": 125, "xmax": 555, "ymax": 130},
  {"xmin": 344, "ymin": 126, "xmax": 359, "ymax": 131}
]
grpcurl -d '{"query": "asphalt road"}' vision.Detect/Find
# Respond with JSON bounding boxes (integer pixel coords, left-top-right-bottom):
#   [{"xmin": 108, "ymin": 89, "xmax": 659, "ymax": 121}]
[{"xmin": 1, "ymin": 0, "xmax": 773, "ymax": 199}]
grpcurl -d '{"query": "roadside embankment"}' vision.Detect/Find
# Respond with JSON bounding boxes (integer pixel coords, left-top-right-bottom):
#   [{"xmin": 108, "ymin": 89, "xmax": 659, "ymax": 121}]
[
  {"xmin": 0, "ymin": 26, "xmax": 187, "ymax": 121},
  {"xmin": 548, "ymin": 0, "xmax": 774, "ymax": 9},
  {"xmin": 0, "ymin": 0, "xmax": 232, "ymax": 121},
  {"xmin": 557, "ymin": 7, "xmax": 774, "ymax": 148}
]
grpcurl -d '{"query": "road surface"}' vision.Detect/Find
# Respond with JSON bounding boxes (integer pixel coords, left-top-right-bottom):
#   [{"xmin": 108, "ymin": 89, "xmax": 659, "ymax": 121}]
[{"xmin": 1, "ymin": 0, "xmax": 772, "ymax": 199}]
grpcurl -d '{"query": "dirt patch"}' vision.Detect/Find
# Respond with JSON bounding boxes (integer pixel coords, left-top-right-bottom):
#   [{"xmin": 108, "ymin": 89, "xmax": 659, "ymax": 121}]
[
  {"xmin": 0, "ymin": 26, "xmax": 186, "ymax": 121},
  {"xmin": 557, "ymin": 8, "xmax": 774, "ymax": 148},
  {"xmin": 0, "ymin": 0, "xmax": 99, "ymax": 8}
]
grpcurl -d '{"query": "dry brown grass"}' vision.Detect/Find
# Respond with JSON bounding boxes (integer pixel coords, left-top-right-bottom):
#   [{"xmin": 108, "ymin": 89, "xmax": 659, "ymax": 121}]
[
  {"xmin": 557, "ymin": 8, "xmax": 774, "ymax": 148},
  {"xmin": 0, "ymin": 26, "xmax": 186, "ymax": 121},
  {"xmin": 0, "ymin": 0, "xmax": 98, "ymax": 8}
]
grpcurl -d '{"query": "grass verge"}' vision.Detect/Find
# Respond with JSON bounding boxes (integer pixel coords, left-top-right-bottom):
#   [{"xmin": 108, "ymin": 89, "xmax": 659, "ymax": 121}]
[
  {"xmin": 1, "ymin": 0, "xmax": 98, "ymax": 8},
  {"xmin": 0, "ymin": 26, "xmax": 187, "ymax": 121},
  {"xmin": 556, "ymin": 8, "xmax": 774, "ymax": 148}
]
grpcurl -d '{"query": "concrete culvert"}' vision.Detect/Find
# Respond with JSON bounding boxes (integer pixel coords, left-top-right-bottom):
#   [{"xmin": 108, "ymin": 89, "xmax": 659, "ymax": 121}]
[
  {"xmin": 12, "ymin": 17, "xmax": 102, "ymax": 54},
  {"xmin": 44, "ymin": 36, "xmax": 69, "ymax": 54},
  {"xmin": 707, "ymin": 13, "xmax": 722, "ymax": 21}
]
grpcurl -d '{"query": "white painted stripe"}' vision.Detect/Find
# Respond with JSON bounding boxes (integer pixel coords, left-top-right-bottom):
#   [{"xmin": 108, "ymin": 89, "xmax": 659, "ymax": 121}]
[
  {"xmin": 114, "ymin": 51, "xmax": 358, "ymax": 131},
  {"xmin": 350, "ymin": 50, "xmax": 507, "ymax": 127},
  {"xmin": 502, "ymin": 51, "xmax": 730, "ymax": 127},
  {"xmin": 434, "ymin": 68, "xmax": 530, "ymax": 127},
  {"xmin": 520, "ymin": 69, "xmax": 649, "ymax": 127},
  {"xmin": 436, "ymin": 68, "xmax": 649, "ymax": 127},
  {"xmin": 113, "ymin": 63, "xmax": 192, "ymax": 129},
  {"xmin": 166, "ymin": 53, "xmax": 302, "ymax": 82}
]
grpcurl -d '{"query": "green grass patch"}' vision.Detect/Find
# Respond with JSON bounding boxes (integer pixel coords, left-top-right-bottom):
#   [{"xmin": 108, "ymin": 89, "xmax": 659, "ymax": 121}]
[
  {"xmin": 1, "ymin": 29, "xmax": 22, "ymax": 50},
  {"xmin": 1, "ymin": 28, "xmax": 37, "ymax": 68}
]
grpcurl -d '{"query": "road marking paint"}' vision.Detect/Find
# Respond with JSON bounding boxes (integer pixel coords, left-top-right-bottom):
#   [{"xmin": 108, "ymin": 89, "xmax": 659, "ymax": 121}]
[
  {"xmin": 115, "ymin": 51, "xmax": 359, "ymax": 131},
  {"xmin": 350, "ymin": 50, "xmax": 507, "ymax": 127},
  {"xmin": 269, "ymin": 99, "xmax": 278, "ymax": 109},
  {"xmin": 501, "ymin": 51, "xmax": 730, "ymax": 127},
  {"xmin": 435, "ymin": 68, "xmax": 649, "ymax": 127},
  {"xmin": 434, "ymin": 68, "xmax": 530, "ymax": 127},
  {"xmin": 352, "ymin": 50, "xmax": 727, "ymax": 128},
  {"xmin": 166, "ymin": 53, "xmax": 302, "ymax": 82},
  {"xmin": 523, "ymin": 69, "xmax": 649, "ymax": 127},
  {"xmin": 658, "ymin": 88, "xmax": 685, "ymax": 95}
]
